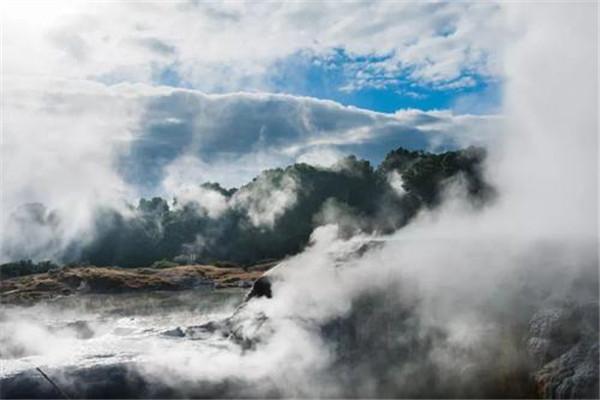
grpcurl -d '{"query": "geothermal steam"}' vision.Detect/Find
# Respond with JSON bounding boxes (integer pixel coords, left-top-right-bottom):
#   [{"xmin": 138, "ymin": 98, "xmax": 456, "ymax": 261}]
[
  {"xmin": 127, "ymin": 3, "xmax": 599, "ymax": 397},
  {"xmin": 1, "ymin": 2, "xmax": 597, "ymax": 398}
]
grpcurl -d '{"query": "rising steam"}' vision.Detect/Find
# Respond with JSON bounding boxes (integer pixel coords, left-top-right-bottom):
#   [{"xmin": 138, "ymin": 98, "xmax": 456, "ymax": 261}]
[
  {"xmin": 0, "ymin": 2, "xmax": 597, "ymax": 399},
  {"xmin": 132, "ymin": 3, "xmax": 599, "ymax": 396}
]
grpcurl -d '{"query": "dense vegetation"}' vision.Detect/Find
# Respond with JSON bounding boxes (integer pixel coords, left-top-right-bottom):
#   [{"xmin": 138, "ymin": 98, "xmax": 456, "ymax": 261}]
[
  {"xmin": 2, "ymin": 146, "xmax": 492, "ymax": 271},
  {"xmin": 0, "ymin": 259, "xmax": 60, "ymax": 279}
]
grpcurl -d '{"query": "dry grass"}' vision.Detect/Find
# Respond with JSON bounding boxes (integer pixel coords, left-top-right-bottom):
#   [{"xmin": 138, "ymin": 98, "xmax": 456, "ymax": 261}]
[{"xmin": 0, "ymin": 263, "xmax": 272, "ymax": 305}]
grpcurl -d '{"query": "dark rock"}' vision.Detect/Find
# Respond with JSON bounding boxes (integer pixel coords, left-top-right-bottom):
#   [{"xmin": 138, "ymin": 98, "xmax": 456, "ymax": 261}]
[
  {"xmin": 535, "ymin": 341, "xmax": 599, "ymax": 399},
  {"xmin": 0, "ymin": 363, "xmax": 270, "ymax": 399},
  {"xmin": 527, "ymin": 302, "xmax": 599, "ymax": 399},
  {"xmin": 162, "ymin": 327, "xmax": 185, "ymax": 337},
  {"xmin": 245, "ymin": 275, "xmax": 272, "ymax": 301},
  {"xmin": 185, "ymin": 320, "xmax": 231, "ymax": 340}
]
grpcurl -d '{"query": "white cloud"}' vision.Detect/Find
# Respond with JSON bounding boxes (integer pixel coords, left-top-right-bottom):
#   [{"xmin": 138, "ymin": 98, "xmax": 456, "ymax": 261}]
[{"xmin": 2, "ymin": 2, "xmax": 504, "ymax": 93}]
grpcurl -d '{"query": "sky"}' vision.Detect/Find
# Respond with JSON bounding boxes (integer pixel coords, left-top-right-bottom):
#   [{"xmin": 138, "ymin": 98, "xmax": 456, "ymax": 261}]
[
  {"xmin": 3, "ymin": 1, "xmax": 504, "ymax": 113},
  {"xmin": 2, "ymin": 1, "xmax": 506, "ymax": 209}
]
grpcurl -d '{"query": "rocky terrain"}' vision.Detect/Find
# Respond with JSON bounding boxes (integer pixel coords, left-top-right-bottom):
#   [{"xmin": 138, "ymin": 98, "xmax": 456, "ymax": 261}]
[
  {"xmin": 0, "ymin": 269, "xmax": 597, "ymax": 399},
  {"xmin": 527, "ymin": 301, "xmax": 599, "ymax": 398},
  {"xmin": 0, "ymin": 262, "xmax": 276, "ymax": 305}
]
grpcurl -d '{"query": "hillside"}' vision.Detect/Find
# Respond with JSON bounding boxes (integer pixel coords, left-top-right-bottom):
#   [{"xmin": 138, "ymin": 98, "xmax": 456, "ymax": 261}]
[{"xmin": 2, "ymin": 146, "xmax": 492, "ymax": 269}]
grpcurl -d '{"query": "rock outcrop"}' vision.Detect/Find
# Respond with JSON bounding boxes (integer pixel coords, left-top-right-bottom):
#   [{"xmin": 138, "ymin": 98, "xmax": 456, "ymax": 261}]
[{"xmin": 527, "ymin": 302, "xmax": 599, "ymax": 399}]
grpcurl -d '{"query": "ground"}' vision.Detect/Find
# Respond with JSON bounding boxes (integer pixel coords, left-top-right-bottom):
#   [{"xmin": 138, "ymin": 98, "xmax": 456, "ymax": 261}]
[{"xmin": 0, "ymin": 262, "xmax": 276, "ymax": 305}]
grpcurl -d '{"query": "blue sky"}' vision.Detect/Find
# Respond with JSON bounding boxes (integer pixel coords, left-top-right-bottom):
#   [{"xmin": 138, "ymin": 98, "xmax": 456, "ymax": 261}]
[
  {"xmin": 267, "ymin": 49, "xmax": 502, "ymax": 115},
  {"xmin": 150, "ymin": 49, "xmax": 502, "ymax": 115}
]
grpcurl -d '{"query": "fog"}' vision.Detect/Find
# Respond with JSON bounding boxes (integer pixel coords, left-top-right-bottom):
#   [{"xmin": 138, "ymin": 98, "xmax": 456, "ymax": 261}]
[{"xmin": 1, "ymin": 2, "xmax": 597, "ymax": 399}]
